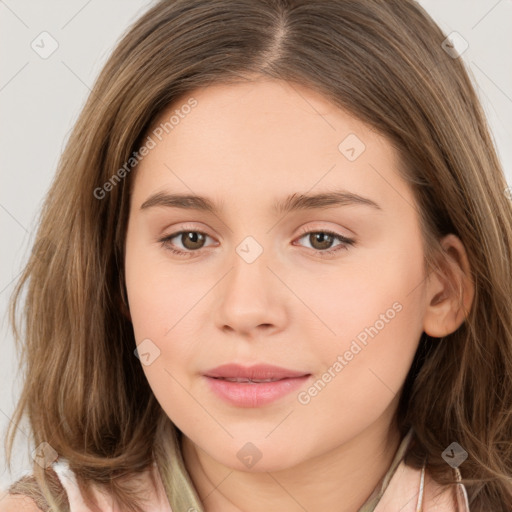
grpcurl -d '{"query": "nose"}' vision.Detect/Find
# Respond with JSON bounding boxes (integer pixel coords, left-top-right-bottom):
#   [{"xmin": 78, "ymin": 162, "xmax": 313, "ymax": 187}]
[{"xmin": 212, "ymin": 243, "xmax": 288, "ymax": 338}]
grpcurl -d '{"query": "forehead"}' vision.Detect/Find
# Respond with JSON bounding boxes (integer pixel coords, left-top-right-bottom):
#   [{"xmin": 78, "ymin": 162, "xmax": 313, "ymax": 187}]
[{"xmin": 131, "ymin": 79, "xmax": 415, "ymax": 217}]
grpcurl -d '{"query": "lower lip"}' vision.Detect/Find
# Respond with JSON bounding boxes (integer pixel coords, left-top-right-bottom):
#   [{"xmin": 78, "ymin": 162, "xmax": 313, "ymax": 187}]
[{"xmin": 204, "ymin": 375, "xmax": 311, "ymax": 408}]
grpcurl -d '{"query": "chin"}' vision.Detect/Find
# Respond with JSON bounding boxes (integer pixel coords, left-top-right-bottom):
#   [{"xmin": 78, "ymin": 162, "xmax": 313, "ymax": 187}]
[{"xmin": 208, "ymin": 438, "xmax": 307, "ymax": 474}]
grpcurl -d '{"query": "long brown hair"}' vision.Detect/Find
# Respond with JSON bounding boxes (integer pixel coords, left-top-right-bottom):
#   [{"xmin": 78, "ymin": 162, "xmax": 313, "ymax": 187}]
[{"xmin": 5, "ymin": 1, "xmax": 512, "ymax": 510}]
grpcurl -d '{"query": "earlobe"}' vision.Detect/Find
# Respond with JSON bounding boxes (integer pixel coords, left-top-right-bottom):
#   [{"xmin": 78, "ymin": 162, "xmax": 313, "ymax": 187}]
[{"xmin": 423, "ymin": 233, "xmax": 474, "ymax": 338}]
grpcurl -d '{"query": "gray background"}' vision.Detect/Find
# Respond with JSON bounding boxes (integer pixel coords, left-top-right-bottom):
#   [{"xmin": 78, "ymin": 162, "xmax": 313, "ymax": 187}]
[{"xmin": 1, "ymin": 0, "xmax": 511, "ymax": 490}]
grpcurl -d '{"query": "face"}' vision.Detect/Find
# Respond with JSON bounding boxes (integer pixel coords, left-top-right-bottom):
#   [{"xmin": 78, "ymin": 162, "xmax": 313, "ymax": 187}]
[{"xmin": 124, "ymin": 79, "xmax": 428, "ymax": 472}]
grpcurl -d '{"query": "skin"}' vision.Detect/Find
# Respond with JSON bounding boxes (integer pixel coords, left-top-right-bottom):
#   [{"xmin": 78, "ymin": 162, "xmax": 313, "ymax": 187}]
[{"xmin": 124, "ymin": 79, "xmax": 474, "ymax": 512}]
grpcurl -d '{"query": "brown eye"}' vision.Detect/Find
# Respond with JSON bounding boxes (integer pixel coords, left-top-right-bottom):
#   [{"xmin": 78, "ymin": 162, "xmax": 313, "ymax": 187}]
[
  {"xmin": 307, "ymin": 232, "xmax": 336, "ymax": 251},
  {"xmin": 159, "ymin": 230, "xmax": 214, "ymax": 255},
  {"xmin": 180, "ymin": 231, "xmax": 206, "ymax": 250},
  {"xmin": 294, "ymin": 229, "xmax": 355, "ymax": 258}
]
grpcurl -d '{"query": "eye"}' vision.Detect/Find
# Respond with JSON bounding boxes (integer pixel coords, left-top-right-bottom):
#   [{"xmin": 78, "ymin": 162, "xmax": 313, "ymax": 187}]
[
  {"xmin": 293, "ymin": 227, "xmax": 355, "ymax": 257},
  {"xmin": 159, "ymin": 229, "xmax": 216, "ymax": 257},
  {"xmin": 158, "ymin": 226, "xmax": 355, "ymax": 259}
]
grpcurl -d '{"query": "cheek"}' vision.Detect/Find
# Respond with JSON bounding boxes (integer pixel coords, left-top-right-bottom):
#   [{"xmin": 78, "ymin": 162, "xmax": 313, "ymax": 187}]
[
  {"xmin": 295, "ymin": 230, "xmax": 426, "ymax": 419},
  {"xmin": 124, "ymin": 230, "xmax": 209, "ymax": 341},
  {"xmin": 124, "ymin": 232, "xmax": 213, "ymax": 405},
  {"xmin": 124, "ymin": 238, "xmax": 202, "ymax": 422},
  {"xmin": 293, "ymin": 228, "xmax": 426, "ymax": 356}
]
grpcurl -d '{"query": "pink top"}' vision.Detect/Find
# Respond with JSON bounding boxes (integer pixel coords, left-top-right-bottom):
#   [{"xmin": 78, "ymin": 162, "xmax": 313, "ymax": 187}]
[
  {"xmin": 50, "ymin": 454, "xmax": 471, "ymax": 512},
  {"xmin": 2, "ymin": 428, "xmax": 469, "ymax": 511},
  {"xmin": 372, "ymin": 460, "xmax": 470, "ymax": 511},
  {"xmin": 51, "ymin": 460, "xmax": 172, "ymax": 512}
]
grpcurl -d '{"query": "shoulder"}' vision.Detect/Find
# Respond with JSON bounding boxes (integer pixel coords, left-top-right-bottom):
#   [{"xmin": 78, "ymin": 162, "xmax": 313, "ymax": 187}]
[
  {"xmin": 423, "ymin": 467, "xmax": 470, "ymax": 512},
  {"xmin": 373, "ymin": 459, "xmax": 470, "ymax": 512},
  {"xmin": 0, "ymin": 491, "xmax": 42, "ymax": 512},
  {"xmin": 0, "ymin": 465, "xmax": 66, "ymax": 512}
]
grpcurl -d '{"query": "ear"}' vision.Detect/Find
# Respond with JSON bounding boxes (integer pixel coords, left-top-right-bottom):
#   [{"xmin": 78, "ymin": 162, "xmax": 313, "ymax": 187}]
[{"xmin": 423, "ymin": 233, "xmax": 474, "ymax": 338}]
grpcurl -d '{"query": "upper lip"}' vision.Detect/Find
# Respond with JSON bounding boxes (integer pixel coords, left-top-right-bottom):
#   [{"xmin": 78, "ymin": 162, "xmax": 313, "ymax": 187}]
[{"xmin": 204, "ymin": 363, "xmax": 310, "ymax": 381}]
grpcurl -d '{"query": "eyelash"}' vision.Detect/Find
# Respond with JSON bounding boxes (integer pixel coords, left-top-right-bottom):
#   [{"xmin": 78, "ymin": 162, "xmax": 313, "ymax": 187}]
[{"xmin": 158, "ymin": 225, "xmax": 355, "ymax": 259}]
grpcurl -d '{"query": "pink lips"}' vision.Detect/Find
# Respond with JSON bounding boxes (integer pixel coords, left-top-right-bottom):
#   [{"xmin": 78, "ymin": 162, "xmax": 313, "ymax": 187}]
[{"xmin": 204, "ymin": 363, "xmax": 311, "ymax": 408}]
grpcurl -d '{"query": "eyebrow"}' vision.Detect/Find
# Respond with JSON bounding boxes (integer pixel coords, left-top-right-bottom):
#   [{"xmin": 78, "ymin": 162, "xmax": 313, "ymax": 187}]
[{"xmin": 140, "ymin": 189, "xmax": 382, "ymax": 215}]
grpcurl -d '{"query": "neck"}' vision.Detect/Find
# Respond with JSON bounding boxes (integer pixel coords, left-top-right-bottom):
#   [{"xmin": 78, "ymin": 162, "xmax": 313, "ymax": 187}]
[{"xmin": 181, "ymin": 414, "xmax": 402, "ymax": 512}]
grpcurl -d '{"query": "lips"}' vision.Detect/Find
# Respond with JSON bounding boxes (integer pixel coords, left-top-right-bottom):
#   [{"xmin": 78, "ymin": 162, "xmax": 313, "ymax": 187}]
[
  {"xmin": 217, "ymin": 377, "xmax": 279, "ymax": 383},
  {"xmin": 204, "ymin": 363, "xmax": 311, "ymax": 407},
  {"xmin": 204, "ymin": 363, "xmax": 310, "ymax": 381}
]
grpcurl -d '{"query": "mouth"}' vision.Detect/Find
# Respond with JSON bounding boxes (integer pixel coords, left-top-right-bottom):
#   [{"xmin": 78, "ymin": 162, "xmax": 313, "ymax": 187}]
[
  {"xmin": 204, "ymin": 363, "xmax": 310, "ymax": 381},
  {"xmin": 203, "ymin": 364, "xmax": 311, "ymax": 407},
  {"xmin": 209, "ymin": 376, "xmax": 295, "ymax": 383}
]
